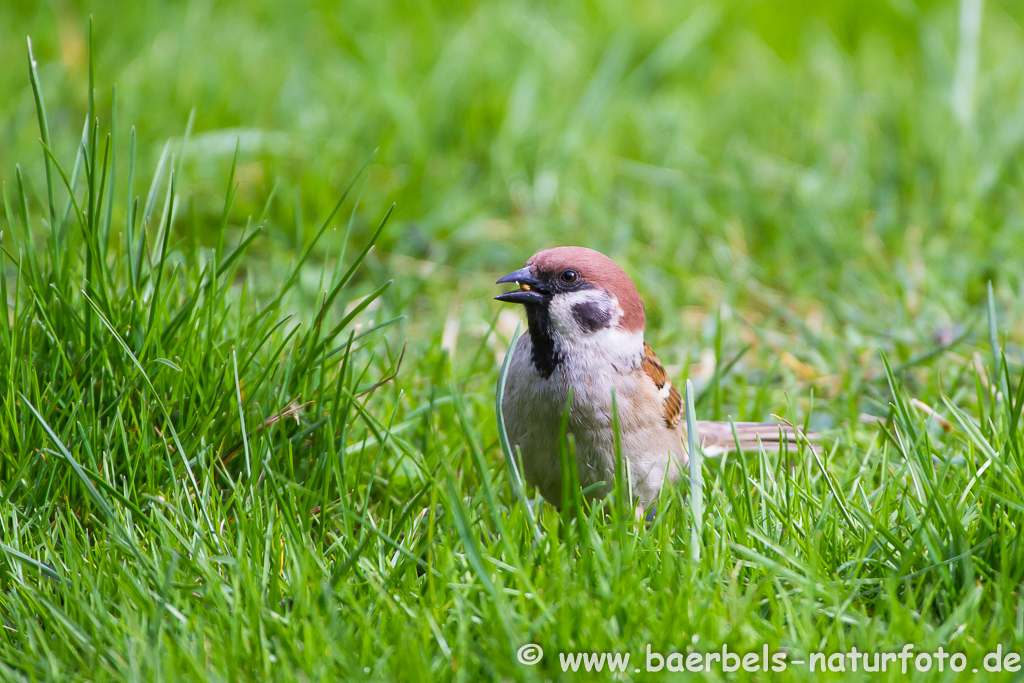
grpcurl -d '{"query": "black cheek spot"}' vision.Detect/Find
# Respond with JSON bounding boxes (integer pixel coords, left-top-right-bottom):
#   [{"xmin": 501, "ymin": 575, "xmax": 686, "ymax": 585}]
[{"xmin": 571, "ymin": 302, "xmax": 612, "ymax": 332}]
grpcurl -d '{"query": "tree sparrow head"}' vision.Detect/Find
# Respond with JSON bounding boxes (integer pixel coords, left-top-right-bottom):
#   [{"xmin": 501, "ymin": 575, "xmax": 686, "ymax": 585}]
[
  {"xmin": 495, "ymin": 247, "xmax": 645, "ymax": 334},
  {"xmin": 495, "ymin": 247, "xmax": 646, "ymax": 375}
]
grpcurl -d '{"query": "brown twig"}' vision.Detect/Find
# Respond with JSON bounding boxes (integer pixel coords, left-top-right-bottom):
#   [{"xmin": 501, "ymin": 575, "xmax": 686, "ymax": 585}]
[
  {"xmin": 355, "ymin": 340, "xmax": 407, "ymax": 397},
  {"xmin": 222, "ymin": 397, "xmax": 313, "ymax": 464}
]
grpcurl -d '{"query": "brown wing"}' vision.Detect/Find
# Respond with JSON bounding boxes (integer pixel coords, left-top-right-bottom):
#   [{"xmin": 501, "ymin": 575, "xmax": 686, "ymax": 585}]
[{"xmin": 641, "ymin": 342, "xmax": 682, "ymax": 428}]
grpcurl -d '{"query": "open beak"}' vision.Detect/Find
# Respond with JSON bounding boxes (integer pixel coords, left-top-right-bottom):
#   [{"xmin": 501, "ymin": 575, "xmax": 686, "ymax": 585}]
[{"xmin": 494, "ymin": 266, "xmax": 547, "ymax": 305}]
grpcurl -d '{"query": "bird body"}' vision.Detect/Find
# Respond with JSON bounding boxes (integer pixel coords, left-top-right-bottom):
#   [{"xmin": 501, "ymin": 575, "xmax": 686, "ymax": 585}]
[
  {"xmin": 502, "ymin": 320, "xmax": 682, "ymax": 507},
  {"xmin": 496, "ymin": 246, "xmax": 805, "ymax": 510}
]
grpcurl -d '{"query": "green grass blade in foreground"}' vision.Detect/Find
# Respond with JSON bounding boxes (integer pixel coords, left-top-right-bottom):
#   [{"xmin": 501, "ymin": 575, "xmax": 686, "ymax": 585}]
[
  {"xmin": 557, "ymin": 386, "xmax": 586, "ymax": 523},
  {"xmin": 452, "ymin": 384, "xmax": 545, "ymax": 606},
  {"xmin": 101, "ymin": 84, "xmax": 116, "ymax": 254},
  {"xmin": 610, "ymin": 389, "xmax": 634, "ymax": 528},
  {"xmin": 329, "ymin": 485, "xmax": 432, "ymax": 584},
  {"xmin": 685, "ymin": 379, "xmax": 702, "ymax": 562},
  {"xmin": 26, "ymin": 37, "xmax": 57, "ymax": 233},
  {"xmin": 318, "ymin": 202, "xmax": 393, "ymax": 323},
  {"xmin": 232, "ymin": 348, "xmax": 252, "ymax": 478},
  {"xmin": 57, "ymin": 116, "xmax": 88, "ymax": 237},
  {"xmin": 271, "ymin": 155, "xmax": 380, "ymax": 308},
  {"xmin": 438, "ymin": 457, "xmax": 518, "ymax": 649},
  {"xmin": 18, "ymin": 393, "xmax": 157, "ymax": 572},
  {"xmin": 141, "ymin": 140, "xmax": 170, "ymax": 237},
  {"xmin": 494, "ymin": 323, "xmax": 540, "ymax": 540},
  {"xmin": 79, "ymin": 290, "xmax": 220, "ymax": 548},
  {"xmin": 0, "ymin": 542, "xmax": 68, "ymax": 585}
]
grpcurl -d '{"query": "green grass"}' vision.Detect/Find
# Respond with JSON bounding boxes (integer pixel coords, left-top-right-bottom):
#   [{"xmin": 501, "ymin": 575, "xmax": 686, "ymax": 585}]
[{"xmin": 4, "ymin": 0, "xmax": 1024, "ymax": 680}]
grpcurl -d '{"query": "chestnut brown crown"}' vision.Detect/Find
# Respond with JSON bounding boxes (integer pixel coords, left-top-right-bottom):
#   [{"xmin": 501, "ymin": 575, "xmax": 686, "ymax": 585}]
[{"xmin": 525, "ymin": 247, "xmax": 646, "ymax": 332}]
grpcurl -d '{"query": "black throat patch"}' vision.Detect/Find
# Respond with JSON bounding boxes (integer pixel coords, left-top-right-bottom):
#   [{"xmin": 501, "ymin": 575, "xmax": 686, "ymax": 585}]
[{"xmin": 524, "ymin": 304, "xmax": 562, "ymax": 378}]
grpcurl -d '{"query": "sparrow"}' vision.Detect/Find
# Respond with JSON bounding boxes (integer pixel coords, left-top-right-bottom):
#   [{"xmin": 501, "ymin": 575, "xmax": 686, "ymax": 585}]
[{"xmin": 495, "ymin": 246, "xmax": 809, "ymax": 510}]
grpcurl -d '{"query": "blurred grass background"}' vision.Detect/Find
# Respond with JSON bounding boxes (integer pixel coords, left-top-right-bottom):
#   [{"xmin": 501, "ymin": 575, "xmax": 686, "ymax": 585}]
[
  {"xmin": 6, "ymin": 0, "xmax": 1024, "ymax": 679},
  {"xmin": 6, "ymin": 0, "xmax": 1024, "ymax": 342}
]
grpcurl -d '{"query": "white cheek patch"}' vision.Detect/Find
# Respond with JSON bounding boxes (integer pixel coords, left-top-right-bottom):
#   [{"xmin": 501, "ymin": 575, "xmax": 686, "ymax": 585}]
[
  {"xmin": 548, "ymin": 291, "xmax": 618, "ymax": 337},
  {"xmin": 542, "ymin": 291, "xmax": 642, "ymax": 371}
]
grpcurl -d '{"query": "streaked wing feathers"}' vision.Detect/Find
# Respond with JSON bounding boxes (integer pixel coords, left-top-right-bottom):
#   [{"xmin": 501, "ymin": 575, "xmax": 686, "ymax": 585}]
[
  {"xmin": 641, "ymin": 342, "xmax": 682, "ymax": 427},
  {"xmin": 640, "ymin": 342, "xmax": 819, "ymax": 453}
]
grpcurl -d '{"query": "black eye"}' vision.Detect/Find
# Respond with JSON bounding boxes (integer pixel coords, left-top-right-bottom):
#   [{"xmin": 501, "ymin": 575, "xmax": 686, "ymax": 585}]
[{"xmin": 560, "ymin": 269, "xmax": 579, "ymax": 283}]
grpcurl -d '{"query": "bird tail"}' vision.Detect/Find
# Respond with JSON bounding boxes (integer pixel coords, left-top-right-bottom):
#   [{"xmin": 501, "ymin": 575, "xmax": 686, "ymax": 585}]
[{"xmin": 691, "ymin": 420, "xmax": 818, "ymax": 456}]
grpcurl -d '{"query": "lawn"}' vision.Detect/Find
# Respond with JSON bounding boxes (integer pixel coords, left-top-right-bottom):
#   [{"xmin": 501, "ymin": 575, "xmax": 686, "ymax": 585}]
[{"xmin": 3, "ymin": 0, "xmax": 1024, "ymax": 680}]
